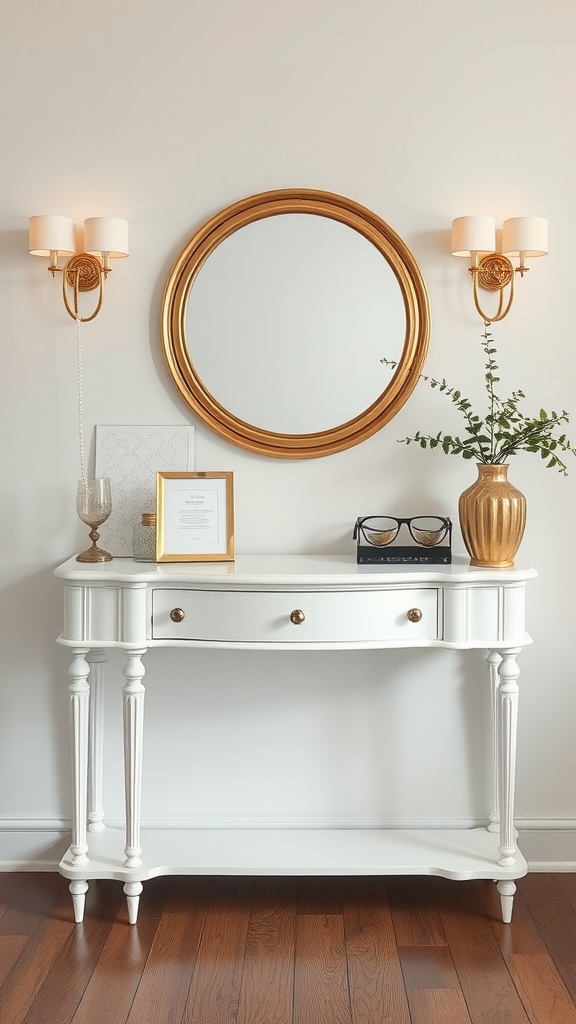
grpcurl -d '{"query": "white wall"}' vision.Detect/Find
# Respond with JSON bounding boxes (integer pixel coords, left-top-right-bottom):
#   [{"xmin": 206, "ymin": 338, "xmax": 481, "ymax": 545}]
[{"xmin": 2, "ymin": 0, "xmax": 575, "ymax": 865}]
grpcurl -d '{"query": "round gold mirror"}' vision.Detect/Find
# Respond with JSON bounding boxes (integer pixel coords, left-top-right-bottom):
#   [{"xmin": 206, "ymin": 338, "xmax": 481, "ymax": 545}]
[{"xmin": 161, "ymin": 189, "xmax": 430, "ymax": 458}]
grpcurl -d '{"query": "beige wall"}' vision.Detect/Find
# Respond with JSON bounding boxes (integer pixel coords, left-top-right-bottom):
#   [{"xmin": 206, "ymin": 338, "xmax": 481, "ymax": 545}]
[{"xmin": 1, "ymin": 1, "xmax": 575, "ymax": 861}]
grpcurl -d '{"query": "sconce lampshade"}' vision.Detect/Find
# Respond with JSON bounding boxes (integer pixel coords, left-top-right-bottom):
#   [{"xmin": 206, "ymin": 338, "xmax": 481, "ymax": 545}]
[
  {"xmin": 451, "ymin": 216, "xmax": 496, "ymax": 257},
  {"xmin": 84, "ymin": 217, "xmax": 129, "ymax": 258},
  {"xmin": 502, "ymin": 217, "xmax": 548, "ymax": 257},
  {"xmin": 29, "ymin": 215, "xmax": 76, "ymax": 256}
]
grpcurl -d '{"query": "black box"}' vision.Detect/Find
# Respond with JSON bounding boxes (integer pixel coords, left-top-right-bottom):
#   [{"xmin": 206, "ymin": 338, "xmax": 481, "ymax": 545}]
[{"xmin": 356, "ymin": 544, "xmax": 452, "ymax": 565}]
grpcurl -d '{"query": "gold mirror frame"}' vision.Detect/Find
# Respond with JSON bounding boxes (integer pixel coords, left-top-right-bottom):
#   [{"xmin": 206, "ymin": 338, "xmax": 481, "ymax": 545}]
[{"xmin": 161, "ymin": 189, "xmax": 430, "ymax": 459}]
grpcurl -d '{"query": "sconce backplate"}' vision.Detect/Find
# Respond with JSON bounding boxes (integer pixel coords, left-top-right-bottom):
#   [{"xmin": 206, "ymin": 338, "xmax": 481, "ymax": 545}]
[
  {"xmin": 66, "ymin": 253, "xmax": 101, "ymax": 292},
  {"xmin": 478, "ymin": 253, "xmax": 514, "ymax": 291}
]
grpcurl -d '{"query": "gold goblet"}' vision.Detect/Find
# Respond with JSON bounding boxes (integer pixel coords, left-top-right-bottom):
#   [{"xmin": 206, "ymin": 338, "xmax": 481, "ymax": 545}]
[{"xmin": 76, "ymin": 477, "xmax": 113, "ymax": 563}]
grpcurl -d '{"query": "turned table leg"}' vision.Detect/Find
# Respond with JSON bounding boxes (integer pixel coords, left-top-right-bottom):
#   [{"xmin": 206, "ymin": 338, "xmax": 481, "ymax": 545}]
[
  {"xmin": 68, "ymin": 648, "xmax": 91, "ymax": 921},
  {"xmin": 495, "ymin": 646, "xmax": 521, "ymax": 922},
  {"xmin": 486, "ymin": 650, "xmax": 501, "ymax": 835},
  {"xmin": 122, "ymin": 648, "xmax": 146, "ymax": 923},
  {"xmin": 70, "ymin": 879, "xmax": 89, "ymax": 924},
  {"xmin": 124, "ymin": 881, "xmax": 144, "ymax": 924},
  {"xmin": 497, "ymin": 879, "xmax": 517, "ymax": 924}
]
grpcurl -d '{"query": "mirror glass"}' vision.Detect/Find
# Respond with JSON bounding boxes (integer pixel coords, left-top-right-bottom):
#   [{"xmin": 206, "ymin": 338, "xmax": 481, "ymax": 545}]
[
  {"xmin": 162, "ymin": 190, "xmax": 430, "ymax": 458},
  {"xmin": 187, "ymin": 214, "xmax": 404, "ymax": 434}
]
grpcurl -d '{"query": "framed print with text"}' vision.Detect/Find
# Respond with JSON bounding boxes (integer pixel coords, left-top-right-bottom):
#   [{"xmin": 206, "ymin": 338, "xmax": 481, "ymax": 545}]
[{"xmin": 156, "ymin": 471, "xmax": 234, "ymax": 561}]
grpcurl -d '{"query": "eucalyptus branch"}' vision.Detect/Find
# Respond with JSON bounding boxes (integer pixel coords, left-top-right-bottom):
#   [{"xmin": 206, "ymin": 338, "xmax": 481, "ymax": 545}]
[{"xmin": 382, "ymin": 328, "xmax": 575, "ymax": 474}]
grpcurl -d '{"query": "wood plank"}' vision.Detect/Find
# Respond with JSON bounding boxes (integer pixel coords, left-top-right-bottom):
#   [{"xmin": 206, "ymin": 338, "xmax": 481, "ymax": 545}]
[
  {"xmin": 181, "ymin": 878, "xmax": 254, "ymax": 1024},
  {"xmin": 0, "ymin": 872, "xmax": 63, "ymax": 937},
  {"xmin": 0, "ymin": 872, "xmax": 30, "ymax": 923},
  {"xmin": 236, "ymin": 878, "xmax": 296, "ymax": 1024},
  {"xmin": 70, "ymin": 876, "xmax": 171, "ymax": 1024},
  {"xmin": 554, "ymin": 875, "xmax": 576, "ymax": 916},
  {"xmin": 0, "ymin": 935, "xmax": 28, "ymax": 986},
  {"xmin": 386, "ymin": 876, "xmax": 447, "ymax": 946},
  {"xmin": 520, "ymin": 874, "xmax": 576, "ymax": 964},
  {"xmin": 342, "ymin": 878, "xmax": 410, "ymax": 1024},
  {"xmin": 296, "ymin": 875, "xmax": 342, "ymax": 915},
  {"xmin": 126, "ymin": 876, "xmax": 213, "ymax": 1024},
  {"xmin": 532, "ymin": 876, "xmax": 576, "ymax": 1003},
  {"xmin": 508, "ymin": 952, "xmax": 576, "ymax": 1024},
  {"xmin": 407, "ymin": 988, "xmax": 473, "ymax": 1024},
  {"xmin": 558, "ymin": 965, "xmax": 576, "ymax": 1007},
  {"xmin": 431, "ymin": 877, "xmax": 533, "ymax": 1024},
  {"xmin": 398, "ymin": 945, "xmax": 462, "ymax": 990},
  {"xmin": 293, "ymin": 913, "xmax": 352, "ymax": 1024}
]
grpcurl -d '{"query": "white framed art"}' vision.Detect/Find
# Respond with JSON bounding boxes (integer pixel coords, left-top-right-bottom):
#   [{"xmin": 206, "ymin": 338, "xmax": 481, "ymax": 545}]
[{"xmin": 94, "ymin": 425, "xmax": 195, "ymax": 556}]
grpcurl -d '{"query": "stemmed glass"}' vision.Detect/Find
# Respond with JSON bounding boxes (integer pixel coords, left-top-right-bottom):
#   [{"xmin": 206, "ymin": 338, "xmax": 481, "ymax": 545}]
[{"xmin": 76, "ymin": 477, "xmax": 113, "ymax": 563}]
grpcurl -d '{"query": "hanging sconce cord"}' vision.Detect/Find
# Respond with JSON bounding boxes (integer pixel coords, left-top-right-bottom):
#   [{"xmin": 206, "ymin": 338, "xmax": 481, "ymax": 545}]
[{"xmin": 76, "ymin": 314, "xmax": 86, "ymax": 484}]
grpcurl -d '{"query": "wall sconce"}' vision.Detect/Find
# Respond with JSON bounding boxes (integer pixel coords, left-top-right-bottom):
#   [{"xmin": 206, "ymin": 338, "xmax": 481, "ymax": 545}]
[
  {"xmin": 29, "ymin": 215, "xmax": 129, "ymax": 322},
  {"xmin": 451, "ymin": 216, "xmax": 548, "ymax": 323}
]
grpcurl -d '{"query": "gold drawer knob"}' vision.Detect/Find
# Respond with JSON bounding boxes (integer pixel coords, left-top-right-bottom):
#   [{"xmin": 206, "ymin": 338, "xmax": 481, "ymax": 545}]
[
  {"xmin": 407, "ymin": 608, "xmax": 422, "ymax": 623},
  {"xmin": 290, "ymin": 609, "xmax": 305, "ymax": 625},
  {"xmin": 170, "ymin": 607, "xmax": 185, "ymax": 623}
]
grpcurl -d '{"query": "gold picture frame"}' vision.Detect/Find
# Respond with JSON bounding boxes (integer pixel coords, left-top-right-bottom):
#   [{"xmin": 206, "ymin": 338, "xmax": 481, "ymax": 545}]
[{"xmin": 156, "ymin": 471, "xmax": 234, "ymax": 562}]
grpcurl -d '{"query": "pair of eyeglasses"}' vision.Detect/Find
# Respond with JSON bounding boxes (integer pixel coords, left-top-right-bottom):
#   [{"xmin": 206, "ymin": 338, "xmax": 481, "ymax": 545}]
[{"xmin": 353, "ymin": 515, "xmax": 451, "ymax": 548}]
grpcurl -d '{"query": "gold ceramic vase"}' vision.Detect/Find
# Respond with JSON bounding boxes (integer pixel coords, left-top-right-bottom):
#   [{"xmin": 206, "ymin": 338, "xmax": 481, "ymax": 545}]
[{"xmin": 458, "ymin": 463, "xmax": 526, "ymax": 568}]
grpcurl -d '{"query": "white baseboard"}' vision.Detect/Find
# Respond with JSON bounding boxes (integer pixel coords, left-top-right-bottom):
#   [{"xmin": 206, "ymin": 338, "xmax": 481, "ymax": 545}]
[
  {"xmin": 0, "ymin": 830, "xmax": 70, "ymax": 871},
  {"xmin": 1, "ymin": 819, "xmax": 575, "ymax": 872}
]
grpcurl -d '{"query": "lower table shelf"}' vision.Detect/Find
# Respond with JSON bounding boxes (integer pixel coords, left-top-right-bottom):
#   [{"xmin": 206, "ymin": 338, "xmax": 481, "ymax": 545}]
[{"xmin": 60, "ymin": 826, "xmax": 527, "ymax": 924}]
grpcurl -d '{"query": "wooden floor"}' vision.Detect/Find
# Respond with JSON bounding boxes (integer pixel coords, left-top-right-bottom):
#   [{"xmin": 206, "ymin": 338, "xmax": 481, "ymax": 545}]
[{"xmin": 1, "ymin": 873, "xmax": 576, "ymax": 1023}]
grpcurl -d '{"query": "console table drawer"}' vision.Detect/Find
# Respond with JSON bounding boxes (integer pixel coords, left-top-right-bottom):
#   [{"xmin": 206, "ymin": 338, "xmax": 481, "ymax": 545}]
[{"xmin": 152, "ymin": 588, "xmax": 439, "ymax": 643}]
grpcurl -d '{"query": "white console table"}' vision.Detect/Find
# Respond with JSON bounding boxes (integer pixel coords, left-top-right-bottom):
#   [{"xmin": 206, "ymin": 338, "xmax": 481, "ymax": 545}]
[{"xmin": 54, "ymin": 553, "xmax": 536, "ymax": 925}]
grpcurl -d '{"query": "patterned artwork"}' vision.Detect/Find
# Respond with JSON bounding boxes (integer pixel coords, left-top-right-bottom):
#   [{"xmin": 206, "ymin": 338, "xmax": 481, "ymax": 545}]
[{"xmin": 94, "ymin": 425, "xmax": 195, "ymax": 555}]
